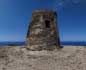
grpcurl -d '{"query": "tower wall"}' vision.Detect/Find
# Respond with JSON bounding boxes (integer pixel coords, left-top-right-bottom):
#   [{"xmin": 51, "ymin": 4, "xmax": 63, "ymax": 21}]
[{"xmin": 26, "ymin": 10, "xmax": 60, "ymax": 50}]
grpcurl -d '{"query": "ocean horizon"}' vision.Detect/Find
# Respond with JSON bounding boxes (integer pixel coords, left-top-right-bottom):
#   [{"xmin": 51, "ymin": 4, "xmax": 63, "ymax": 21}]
[
  {"xmin": 0, "ymin": 41, "xmax": 86, "ymax": 46},
  {"xmin": 0, "ymin": 41, "xmax": 25, "ymax": 46},
  {"xmin": 60, "ymin": 41, "xmax": 86, "ymax": 46}
]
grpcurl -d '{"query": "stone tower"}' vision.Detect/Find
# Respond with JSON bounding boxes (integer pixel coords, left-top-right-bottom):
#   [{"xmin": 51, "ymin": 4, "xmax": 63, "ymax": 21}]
[{"xmin": 26, "ymin": 10, "xmax": 60, "ymax": 50}]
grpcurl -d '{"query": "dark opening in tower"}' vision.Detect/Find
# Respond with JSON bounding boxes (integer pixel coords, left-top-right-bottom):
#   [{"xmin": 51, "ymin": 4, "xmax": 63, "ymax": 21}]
[{"xmin": 45, "ymin": 20, "xmax": 50, "ymax": 28}]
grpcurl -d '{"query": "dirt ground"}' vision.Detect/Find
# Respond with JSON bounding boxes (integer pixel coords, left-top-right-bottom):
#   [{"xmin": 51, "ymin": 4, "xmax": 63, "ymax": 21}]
[{"xmin": 0, "ymin": 46, "xmax": 86, "ymax": 70}]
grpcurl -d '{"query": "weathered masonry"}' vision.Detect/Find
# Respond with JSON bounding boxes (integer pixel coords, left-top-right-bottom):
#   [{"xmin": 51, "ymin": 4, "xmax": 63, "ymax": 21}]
[{"xmin": 26, "ymin": 10, "xmax": 61, "ymax": 50}]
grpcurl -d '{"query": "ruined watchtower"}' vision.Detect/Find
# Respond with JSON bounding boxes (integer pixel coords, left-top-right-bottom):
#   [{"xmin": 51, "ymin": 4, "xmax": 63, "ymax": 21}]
[{"xmin": 26, "ymin": 10, "xmax": 60, "ymax": 50}]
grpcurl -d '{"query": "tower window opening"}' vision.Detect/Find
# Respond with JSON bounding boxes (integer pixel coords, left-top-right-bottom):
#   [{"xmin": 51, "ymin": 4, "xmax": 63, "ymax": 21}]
[{"xmin": 45, "ymin": 20, "xmax": 50, "ymax": 28}]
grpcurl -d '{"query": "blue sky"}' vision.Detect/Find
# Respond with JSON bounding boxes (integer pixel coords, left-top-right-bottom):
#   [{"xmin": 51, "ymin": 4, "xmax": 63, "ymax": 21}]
[{"xmin": 0, "ymin": 0, "xmax": 86, "ymax": 42}]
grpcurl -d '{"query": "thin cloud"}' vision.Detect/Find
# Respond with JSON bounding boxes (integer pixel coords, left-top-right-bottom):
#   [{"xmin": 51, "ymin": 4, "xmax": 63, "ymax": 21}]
[
  {"xmin": 53, "ymin": 0, "xmax": 81, "ymax": 11},
  {"xmin": 53, "ymin": 0, "xmax": 66, "ymax": 11}
]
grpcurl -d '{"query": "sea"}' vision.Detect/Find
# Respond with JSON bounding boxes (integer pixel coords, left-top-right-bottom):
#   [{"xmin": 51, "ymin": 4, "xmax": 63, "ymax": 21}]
[
  {"xmin": 0, "ymin": 41, "xmax": 86, "ymax": 46},
  {"xmin": 0, "ymin": 42, "xmax": 25, "ymax": 46},
  {"xmin": 61, "ymin": 41, "xmax": 86, "ymax": 46}
]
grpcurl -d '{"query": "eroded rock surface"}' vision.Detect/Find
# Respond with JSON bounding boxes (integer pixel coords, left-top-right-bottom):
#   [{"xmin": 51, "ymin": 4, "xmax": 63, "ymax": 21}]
[{"xmin": 0, "ymin": 46, "xmax": 86, "ymax": 70}]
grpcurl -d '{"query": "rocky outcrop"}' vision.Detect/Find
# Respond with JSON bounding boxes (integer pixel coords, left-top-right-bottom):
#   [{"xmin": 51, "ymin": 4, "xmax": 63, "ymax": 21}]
[{"xmin": 0, "ymin": 46, "xmax": 86, "ymax": 70}]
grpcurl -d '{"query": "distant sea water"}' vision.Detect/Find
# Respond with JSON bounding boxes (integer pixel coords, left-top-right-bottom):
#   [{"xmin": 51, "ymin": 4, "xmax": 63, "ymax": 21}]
[
  {"xmin": 0, "ymin": 41, "xmax": 86, "ymax": 47},
  {"xmin": 61, "ymin": 41, "xmax": 86, "ymax": 46},
  {"xmin": 0, "ymin": 42, "xmax": 25, "ymax": 46}
]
